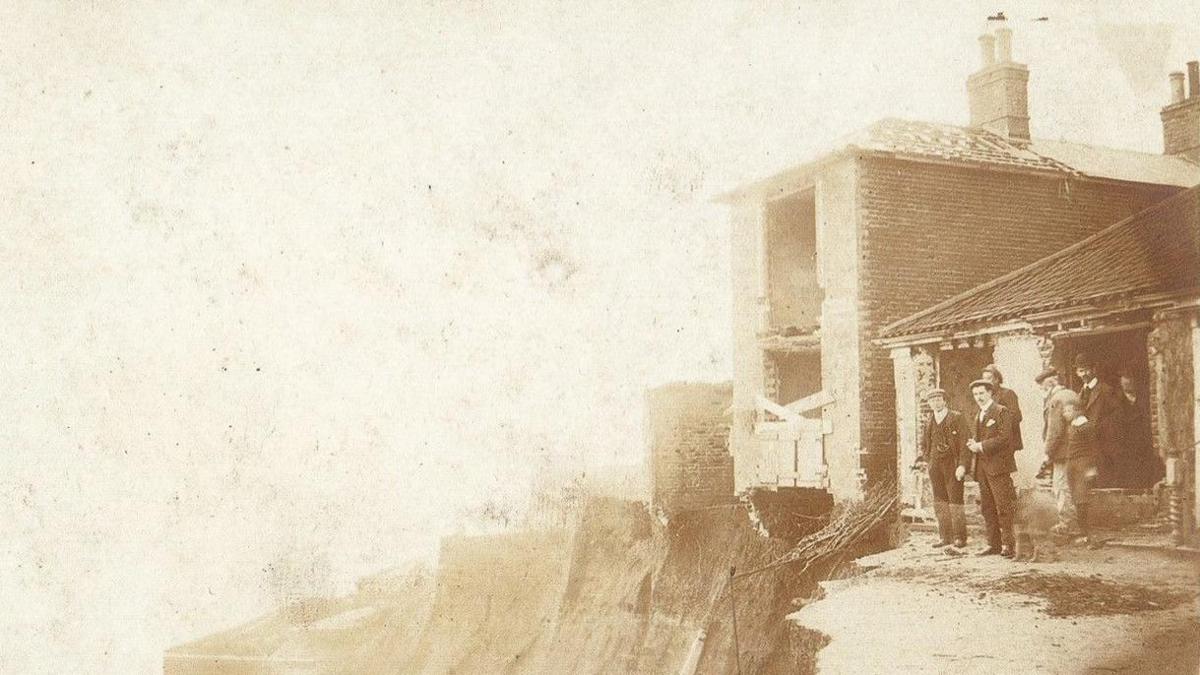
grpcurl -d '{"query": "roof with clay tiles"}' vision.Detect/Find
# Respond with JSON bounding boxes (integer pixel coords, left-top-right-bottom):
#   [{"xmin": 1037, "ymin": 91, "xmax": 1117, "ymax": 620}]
[{"xmin": 879, "ymin": 185, "xmax": 1200, "ymax": 341}]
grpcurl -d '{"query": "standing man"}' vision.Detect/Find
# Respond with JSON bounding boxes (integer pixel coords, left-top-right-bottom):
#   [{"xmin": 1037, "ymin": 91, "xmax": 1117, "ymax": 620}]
[
  {"xmin": 918, "ymin": 388, "xmax": 972, "ymax": 549},
  {"xmin": 1036, "ymin": 367, "xmax": 1075, "ymax": 534},
  {"xmin": 967, "ymin": 379, "xmax": 1018, "ymax": 558},
  {"xmin": 982, "ymin": 364, "xmax": 1023, "ymax": 452},
  {"xmin": 1118, "ymin": 374, "xmax": 1163, "ymax": 488},
  {"xmin": 1074, "ymin": 353, "xmax": 1121, "ymax": 487},
  {"xmin": 1060, "ymin": 392, "xmax": 1103, "ymax": 549}
]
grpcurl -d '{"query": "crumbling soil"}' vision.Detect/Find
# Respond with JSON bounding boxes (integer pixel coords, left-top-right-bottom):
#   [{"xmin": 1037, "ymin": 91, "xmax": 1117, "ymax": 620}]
[
  {"xmin": 985, "ymin": 570, "xmax": 1193, "ymax": 617},
  {"xmin": 874, "ymin": 560, "xmax": 1195, "ymax": 618}
]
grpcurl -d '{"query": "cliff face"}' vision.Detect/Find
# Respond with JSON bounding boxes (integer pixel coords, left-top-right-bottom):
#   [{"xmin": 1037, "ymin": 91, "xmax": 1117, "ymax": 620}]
[
  {"xmin": 400, "ymin": 528, "xmax": 573, "ymax": 674},
  {"xmin": 168, "ymin": 496, "xmax": 830, "ymax": 674},
  {"xmin": 370, "ymin": 497, "xmax": 826, "ymax": 674}
]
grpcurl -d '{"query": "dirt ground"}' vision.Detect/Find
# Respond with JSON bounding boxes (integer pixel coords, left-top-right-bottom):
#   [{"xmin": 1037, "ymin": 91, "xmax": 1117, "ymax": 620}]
[{"xmin": 789, "ymin": 530, "xmax": 1200, "ymax": 674}]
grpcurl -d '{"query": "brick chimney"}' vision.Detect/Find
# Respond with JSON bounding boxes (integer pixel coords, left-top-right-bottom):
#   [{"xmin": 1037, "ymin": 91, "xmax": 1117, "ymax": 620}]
[
  {"xmin": 1161, "ymin": 61, "xmax": 1200, "ymax": 162},
  {"xmin": 967, "ymin": 27, "xmax": 1030, "ymax": 141}
]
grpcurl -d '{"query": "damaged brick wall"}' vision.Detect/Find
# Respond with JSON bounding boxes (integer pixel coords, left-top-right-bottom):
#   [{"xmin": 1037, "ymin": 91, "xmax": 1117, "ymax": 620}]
[
  {"xmin": 1149, "ymin": 315, "xmax": 1195, "ymax": 459},
  {"xmin": 648, "ymin": 382, "xmax": 735, "ymax": 513},
  {"xmin": 856, "ymin": 157, "xmax": 1181, "ymax": 490}
]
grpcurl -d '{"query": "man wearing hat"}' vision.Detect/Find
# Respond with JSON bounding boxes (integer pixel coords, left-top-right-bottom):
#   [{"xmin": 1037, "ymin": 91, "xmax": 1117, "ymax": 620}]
[
  {"xmin": 967, "ymin": 378, "xmax": 1018, "ymax": 557},
  {"xmin": 918, "ymin": 388, "xmax": 972, "ymax": 548},
  {"xmin": 1059, "ymin": 391, "xmax": 1103, "ymax": 548},
  {"xmin": 982, "ymin": 364, "xmax": 1023, "ymax": 452},
  {"xmin": 1036, "ymin": 367, "xmax": 1076, "ymax": 533},
  {"xmin": 1074, "ymin": 353, "xmax": 1122, "ymax": 486}
]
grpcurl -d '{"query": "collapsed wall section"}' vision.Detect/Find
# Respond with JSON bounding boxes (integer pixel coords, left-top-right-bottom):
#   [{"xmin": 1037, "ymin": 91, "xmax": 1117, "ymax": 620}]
[{"xmin": 648, "ymin": 382, "xmax": 735, "ymax": 513}]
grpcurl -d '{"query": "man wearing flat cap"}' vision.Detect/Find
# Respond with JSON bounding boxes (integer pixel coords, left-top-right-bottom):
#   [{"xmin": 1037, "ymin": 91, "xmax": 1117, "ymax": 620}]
[
  {"xmin": 1074, "ymin": 353, "xmax": 1121, "ymax": 487},
  {"xmin": 967, "ymin": 378, "xmax": 1018, "ymax": 558},
  {"xmin": 1036, "ymin": 367, "xmax": 1076, "ymax": 533},
  {"xmin": 918, "ymin": 388, "xmax": 972, "ymax": 549}
]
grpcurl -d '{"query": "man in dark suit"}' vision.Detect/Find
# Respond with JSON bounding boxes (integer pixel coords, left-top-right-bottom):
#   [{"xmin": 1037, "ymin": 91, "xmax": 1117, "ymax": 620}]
[
  {"xmin": 982, "ymin": 364, "xmax": 1023, "ymax": 451},
  {"xmin": 967, "ymin": 379, "xmax": 1018, "ymax": 558},
  {"xmin": 1074, "ymin": 353, "xmax": 1122, "ymax": 487},
  {"xmin": 917, "ymin": 388, "xmax": 972, "ymax": 549}
]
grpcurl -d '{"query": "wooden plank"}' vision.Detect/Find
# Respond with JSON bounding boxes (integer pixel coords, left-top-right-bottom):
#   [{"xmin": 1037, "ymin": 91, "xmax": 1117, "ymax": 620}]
[
  {"xmin": 783, "ymin": 390, "xmax": 835, "ymax": 415},
  {"xmin": 755, "ymin": 394, "xmax": 802, "ymax": 423}
]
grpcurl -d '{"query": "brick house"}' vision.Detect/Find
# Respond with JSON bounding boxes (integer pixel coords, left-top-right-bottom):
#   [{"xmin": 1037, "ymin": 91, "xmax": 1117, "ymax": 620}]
[
  {"xmin": 879, "ymin": 184, "xmax": 1200, "ymax": 539},
  {"xmin": 720, "ymin": 28, "xmax": 1200, "ymax": 502}
]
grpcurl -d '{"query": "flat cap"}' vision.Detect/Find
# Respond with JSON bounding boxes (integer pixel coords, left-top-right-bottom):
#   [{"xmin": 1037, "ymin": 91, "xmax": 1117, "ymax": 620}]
[
  {"xmin": 923, "ymin": 387, "xmax": 947, "ymax": 400},
  {"xmin": 969, "ymin": 378, "xmax": 994, "ymax": 392},
  {"xmin": 1034, "ymin": 367, "xmax": 1059, "ymax": 384},
  {"xmin": 1074, "ymin": 353, "xmax": 1094, "ymax": 368}
]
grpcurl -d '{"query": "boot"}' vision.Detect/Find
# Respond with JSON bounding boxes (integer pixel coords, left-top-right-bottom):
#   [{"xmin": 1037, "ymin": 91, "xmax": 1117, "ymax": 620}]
[
  {"xmin": 932, "ymin": 501, "xmax": 952, "ymax": 547},
  {"xmin": 950, "ymin": 504, "xmax": 967, "ymax": 548},
  {"xmin": 1077, "ymin": 503, "xmax": 1102, "ymax": 549}
]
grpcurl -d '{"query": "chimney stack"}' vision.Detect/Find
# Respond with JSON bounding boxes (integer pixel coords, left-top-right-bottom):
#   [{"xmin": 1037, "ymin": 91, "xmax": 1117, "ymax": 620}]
[
  {"xmin": 966, "ymin": 27, "xmax": 1030, "ymax": 141},
  {"xmin": 1170, "ymin": 72, "xmax": 1186, "ymax": 104},
  {"xmin": 1161, "ymin": 60, "xmax": 1200, "ymax": 162}
]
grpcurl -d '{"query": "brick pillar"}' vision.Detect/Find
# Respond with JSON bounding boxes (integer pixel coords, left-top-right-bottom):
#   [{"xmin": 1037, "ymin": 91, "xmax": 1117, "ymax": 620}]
[
  {"xmin": 992, "ymin": 332, "xmax": 1044, "ymax": 490},
  {"xmin": 891, "ymin": 347, "xmax": 919, "ymax": 504},
  {"xmin": 1191, "ymin": 314, "xmax": 1199, "ymax": 532},
  {"xmin": 730, "ymin": 201, "xmax": 767, "ymax": 494}
]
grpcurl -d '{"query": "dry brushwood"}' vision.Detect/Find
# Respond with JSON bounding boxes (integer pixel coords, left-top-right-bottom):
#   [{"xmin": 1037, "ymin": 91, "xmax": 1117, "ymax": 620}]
[{"xmin": 734, "ymin": 479, "xmax": 899, "ymax": 581}]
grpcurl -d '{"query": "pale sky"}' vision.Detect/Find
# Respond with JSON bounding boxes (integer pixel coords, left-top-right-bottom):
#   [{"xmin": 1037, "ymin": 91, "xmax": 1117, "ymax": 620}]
[{"xmin": 2, "ymin": 1, "xmax": 1198, "ymax": 672}]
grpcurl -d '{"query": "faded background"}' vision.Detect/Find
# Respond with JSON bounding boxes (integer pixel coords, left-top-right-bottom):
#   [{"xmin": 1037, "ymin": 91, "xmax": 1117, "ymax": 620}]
[{"xmin": 2, "ymin": 1, "xmax": 1198, "ymax": 672}]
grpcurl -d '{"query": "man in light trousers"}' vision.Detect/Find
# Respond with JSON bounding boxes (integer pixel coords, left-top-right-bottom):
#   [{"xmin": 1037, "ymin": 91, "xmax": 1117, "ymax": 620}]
[{"xmin": 1036, "ymin": 367, "xmax": 1076, "ymax": 535}]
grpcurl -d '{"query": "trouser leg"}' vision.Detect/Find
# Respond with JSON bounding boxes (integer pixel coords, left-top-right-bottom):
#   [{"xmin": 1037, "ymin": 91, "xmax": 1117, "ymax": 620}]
[
  {"xmin": 1068, "ymin": 458, "xmax": 1097, "ymax": 538},
  {"xmin": 978, "ymin": 472, "xmax": 1001, "ymax": 548},
  {"xmin": 993, "ymin": 473, "xmax": 1017, "ymax": 549},
  {"xmin": 1052, "ymin": 461, "xmax": 1075, "ymax": 530},
  {"xmin": 944, "ymin": 466, "xmax": 967, "ymax": 543},
  {"xmin": 929, "ymin": 461, "xmax": 952, "ymax": 543}
]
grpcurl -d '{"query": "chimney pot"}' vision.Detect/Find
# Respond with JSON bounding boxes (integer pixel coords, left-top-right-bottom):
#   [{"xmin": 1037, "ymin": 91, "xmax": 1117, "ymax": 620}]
[
  {"xmin": 995, "ymin": 28, "xmax": 1013, "ymax": 63},
  {"xmin": 978, "ymin": 34, "xmax": 996, "ymax": 67},
  {"xmin": 1170, "ymin": 72, "xmax": 1186, "ymax": 104},
  {"xmin": 1189, "ymin": 61, "xmax": 1200, "ymax": 98}
]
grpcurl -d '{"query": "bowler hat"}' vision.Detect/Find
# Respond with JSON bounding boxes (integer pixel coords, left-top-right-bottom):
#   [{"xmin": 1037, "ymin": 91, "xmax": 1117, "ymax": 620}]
[
  {"xmin": 1074, "ymin": 353, "xmax": 1094, "ymax": 369},
  {"xmin": 1034, "ymin": 367, "xmax": 1059, "ymax": 384},
  {"xmin": 969, "ymin": 378, "xmax": 994, "ymax": 392}
]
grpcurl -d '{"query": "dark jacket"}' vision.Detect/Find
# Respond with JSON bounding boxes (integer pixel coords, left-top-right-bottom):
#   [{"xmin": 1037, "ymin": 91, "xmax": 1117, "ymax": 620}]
[
  {"xmin": 1065, "ymin": 415, "xmax": 1098, "ymax": 461},
  {"xmin": 1118, "ymin": 392, "xmax": 1163, "ymax": 487},
  {"xmin": 920, "ymin": 409, "xmax": 972, "ymax": 470},
  {"xmin": 996, "ymin": 386, "xmax": 1023, "ymax": 450},
  {"xmin": 1118, "ymin": 393, "xmax": 1151, "ymax": 452},
  {"xmin": 1079, "ymin": 380, "xmax": 1121, "ymax": 454},
  {"xmin": 972, "ymin": 402, "xmax": 1017, "ymax": 476}
]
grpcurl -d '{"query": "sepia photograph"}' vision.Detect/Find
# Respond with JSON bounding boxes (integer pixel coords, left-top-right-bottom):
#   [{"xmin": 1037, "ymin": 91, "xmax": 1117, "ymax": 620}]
[{"xmin": 2, "ymin": 2, "xmax": 1199, "ymax": 673}]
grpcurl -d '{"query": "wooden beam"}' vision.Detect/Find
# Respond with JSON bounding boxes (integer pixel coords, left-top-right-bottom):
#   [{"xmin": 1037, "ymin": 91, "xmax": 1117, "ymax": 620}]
[
  {"xmin": 755, "ymin": 394, "xmax": 801, "ymax": 423},
  {"xmin": 783, "ymin": 390, "xmax": 835, "ymax": 415}
]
